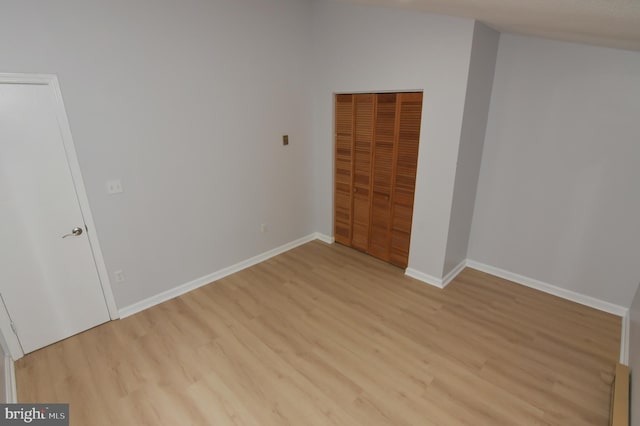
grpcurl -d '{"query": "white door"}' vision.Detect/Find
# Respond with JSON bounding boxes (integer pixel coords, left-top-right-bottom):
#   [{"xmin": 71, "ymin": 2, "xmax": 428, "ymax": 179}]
[{"xmin": 0, "ymin": 81, "xmax": 110, "ymax": 354}]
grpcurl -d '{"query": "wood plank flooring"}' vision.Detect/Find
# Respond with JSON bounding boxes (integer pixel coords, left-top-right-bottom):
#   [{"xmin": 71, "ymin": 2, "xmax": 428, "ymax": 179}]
[{"xmin": 16, "ymin": 241, "xmax": 621, "ymax": 425}]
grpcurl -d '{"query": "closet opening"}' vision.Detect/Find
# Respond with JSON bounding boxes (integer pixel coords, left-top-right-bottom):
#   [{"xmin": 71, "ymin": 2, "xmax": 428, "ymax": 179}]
[{"xmin": 334, "ymin": 92, "xmax": 423, "ymax": 268}]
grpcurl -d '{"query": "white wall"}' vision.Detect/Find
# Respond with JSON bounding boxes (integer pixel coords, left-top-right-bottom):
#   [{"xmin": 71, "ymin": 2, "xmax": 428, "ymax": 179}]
[
  {"xmin": 469, "ymin": 33, "xmax": 640, "ymax": 306},
  {"xmin": 0, "ymin": 0, "xmax": 315, "ymax": 308},
  {"xmin": 311, "ymin": 0, "xmax": 475, "ymax": 278},
  {"xmin": 443, "ymin": 22, "xmax": 499, "ymax": 275}
]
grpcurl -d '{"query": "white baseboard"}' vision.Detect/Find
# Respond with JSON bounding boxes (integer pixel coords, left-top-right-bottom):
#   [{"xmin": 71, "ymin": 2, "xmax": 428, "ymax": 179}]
[
  {"xmin": 442, "ymin": 260, "xmax": 467, "ymax": 288},
  {"xmin": 314, "ymin": 232, "xmax": 334, "ymax": 244},
  {"xmin": 620, "ymin": 310, "xmax": 630, "ymax": 364},
  {"xmin": 4, "ymin": 355, "xmax": 16, "ymax": 403},
  {"xmin": 405, "ymin": 259, "xmax": 466, "ymax": 289},
  {"xmin": 465, "ymin": 259, "xmax": 628, "ymax": 317},
  {"xmin": 119, "ymin": 233, "xmax": 321, "ymax": 318},
  {"xmin": 405, "ymin": 269, "xmax": 446, "ymax": 289}
]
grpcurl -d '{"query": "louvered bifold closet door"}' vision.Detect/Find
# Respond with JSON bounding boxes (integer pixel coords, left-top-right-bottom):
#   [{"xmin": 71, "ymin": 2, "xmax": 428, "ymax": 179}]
[
  {"xmin": 350, "ymin": 94, "xmax": 375, "ymax": 252},
  {"xmin": 389, "ymin": 92, "xmax": 423, "ymax": 268},
  {"xmin": 334, "ymin": 94, "xmax": 354, "ymax": 245},
  {"xmin": 368, "ymin": 93, "xmax": 397, "ymax": 261},
  {"xmin": 334, "ymin": 92, "xmax": 422, "ymax": 268}
]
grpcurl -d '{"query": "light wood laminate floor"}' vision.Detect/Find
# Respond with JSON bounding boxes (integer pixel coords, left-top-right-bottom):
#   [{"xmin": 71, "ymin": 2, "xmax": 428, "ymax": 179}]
[{"xmin": 16, "ymin": 241, "xmax": 621, "ymax": 425}]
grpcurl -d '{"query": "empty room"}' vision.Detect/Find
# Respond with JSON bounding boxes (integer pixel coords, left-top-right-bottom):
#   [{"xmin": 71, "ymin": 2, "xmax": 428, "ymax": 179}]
[{"xmin": 1, "ymin": 0, "xmax": 639, "ymax": 425}]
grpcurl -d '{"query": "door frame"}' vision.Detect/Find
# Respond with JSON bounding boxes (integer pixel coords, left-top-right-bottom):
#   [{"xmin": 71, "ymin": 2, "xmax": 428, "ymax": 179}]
[{"xmin": 0, "ymin": 73, "xmax": 119, "ymax": 359}]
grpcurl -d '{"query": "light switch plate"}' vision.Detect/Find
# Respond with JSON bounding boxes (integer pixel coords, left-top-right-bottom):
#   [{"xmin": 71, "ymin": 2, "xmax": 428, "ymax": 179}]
[{"xmin": 282, "ymin": 135, "xmax": 289, "ymax": 146}]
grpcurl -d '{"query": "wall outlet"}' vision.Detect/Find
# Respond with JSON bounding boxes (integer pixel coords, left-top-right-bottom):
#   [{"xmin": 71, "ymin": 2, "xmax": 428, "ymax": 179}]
[
  {"xmin": 106, "ymin": 179, "xmax": 123, "ymax": 194},
  {"xmin": 114, "ymin": 270, "xmax": 125, "ymax": 283},
  {"xmin": 260, "ymin": 223, "xmax": 268, "ymax": 233}
]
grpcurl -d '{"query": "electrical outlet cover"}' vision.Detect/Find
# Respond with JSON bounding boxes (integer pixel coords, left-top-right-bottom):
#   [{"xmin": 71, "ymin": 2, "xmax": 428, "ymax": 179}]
[{"xmin": 106, "ymin": 179, "xmax": 123, "ymax": 194}]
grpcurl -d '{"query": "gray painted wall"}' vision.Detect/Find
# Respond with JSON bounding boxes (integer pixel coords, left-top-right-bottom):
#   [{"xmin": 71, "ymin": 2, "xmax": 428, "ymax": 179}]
[
  {"xmin": 443, "ymin": 22, "xmax": 499, "ymax": 276},
  {"xmin": 469, "ymin": 33, "xmax": 640, "ymax": 306},
  {"xmin": 630, "ymin": 283, "xmax": 640, "ymax": 425},
  {"xmin": 311, "ymin": 0, "xmax": 475, "ymax": 279},
  {"xmin": 0, "ymin": 0, "xmax": 316, "ymax": 308}
]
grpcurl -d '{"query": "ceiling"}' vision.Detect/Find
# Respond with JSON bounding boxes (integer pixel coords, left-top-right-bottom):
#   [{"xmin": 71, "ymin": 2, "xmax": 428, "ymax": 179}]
[{"xmin": 336, "ymin": 0, "xmax": 640, "ymax": 51}]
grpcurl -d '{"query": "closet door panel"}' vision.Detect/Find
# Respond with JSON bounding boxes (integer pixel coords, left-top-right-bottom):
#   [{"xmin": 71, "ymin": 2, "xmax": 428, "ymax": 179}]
[
  {"xmin": 334, "ymin": 94, "xmax": 354, "ymax": 245},
  {"xmin": 351, "ymin": 94, "xmax": 374, "ymax": 251},
  {"xmin": 368, "ymin": 93, "xmax": 397, "ymax": 260},
  {"xmin": 390, "ymin": 92, "xmax": 422, "ymax": 268},
  {"xmin": 390, "ymin": 233, "xmax": 412, "ymax": 266}
]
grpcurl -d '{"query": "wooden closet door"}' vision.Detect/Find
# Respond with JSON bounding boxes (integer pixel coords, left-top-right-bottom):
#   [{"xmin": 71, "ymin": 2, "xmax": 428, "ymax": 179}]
[
  {"xmin": 334, "ymin": 94, "xmax": 353, "ymax": 245},
  {"xmin": 368, "ymin": 93, "xmax": 397, "ymax": 261},
  {"xmin": 389, "ymin": 92, "xmax": 423, "ymax": 268},
  {"xmin": 334, "ymin": 92, "xmax": 422, "ymax": 269},
  {"xmin": 350, "ymin": 94, "xmax": 375, "ymax": 252}
]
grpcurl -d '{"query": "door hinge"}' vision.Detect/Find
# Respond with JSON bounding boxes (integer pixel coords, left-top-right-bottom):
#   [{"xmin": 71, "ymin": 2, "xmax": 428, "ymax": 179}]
[
  {"xmin": 0, "ymin": 292, "xmax": 19, "ymax": 338},
  {"xmin": 10, "ymin": 321, "xmax": 18, "ymax": 337},
  {"xmin": 0, "ymin": 292, "xmax": 25, "ymax": 354}
]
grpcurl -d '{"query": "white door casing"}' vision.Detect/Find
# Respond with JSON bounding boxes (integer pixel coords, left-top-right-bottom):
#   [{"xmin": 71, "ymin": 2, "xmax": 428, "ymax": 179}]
[{"xmin": 0, "ymin": 74, "xmax": 118, "ymax": 359}]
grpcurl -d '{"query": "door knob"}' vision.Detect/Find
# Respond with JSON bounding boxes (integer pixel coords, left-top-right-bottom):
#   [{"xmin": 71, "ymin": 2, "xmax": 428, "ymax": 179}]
[{"xmin": 62, "ymin": 227, "xmax": 83, "ymax": 238}]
